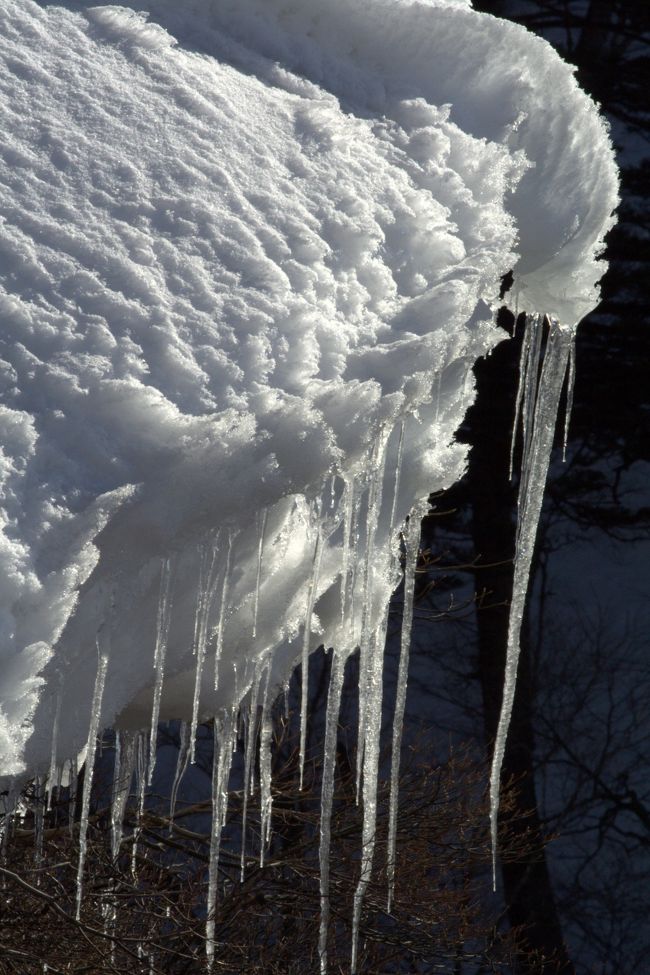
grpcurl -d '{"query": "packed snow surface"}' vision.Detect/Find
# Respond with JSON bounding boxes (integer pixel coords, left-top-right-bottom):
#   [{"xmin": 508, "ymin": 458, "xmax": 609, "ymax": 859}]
[{"xmin": 0, "ymin": 0, "xmax": 617, "ymax": 796}]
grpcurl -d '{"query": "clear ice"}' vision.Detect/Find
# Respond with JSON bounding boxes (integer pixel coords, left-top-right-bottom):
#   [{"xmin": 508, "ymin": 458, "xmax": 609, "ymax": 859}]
[
  {"xmin": 75, "ymin": 650, "xmax": 109, "ymax": 919},
  {"xmin": 490, "ymin": 315, "xmax": 575, "ymax": 886}
]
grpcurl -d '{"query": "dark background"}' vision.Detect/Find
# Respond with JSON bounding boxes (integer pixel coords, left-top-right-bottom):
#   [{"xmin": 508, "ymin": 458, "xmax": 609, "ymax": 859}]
[{"xmin": 406, "ymin": 2, "xmax": 650, "ymax": 972}]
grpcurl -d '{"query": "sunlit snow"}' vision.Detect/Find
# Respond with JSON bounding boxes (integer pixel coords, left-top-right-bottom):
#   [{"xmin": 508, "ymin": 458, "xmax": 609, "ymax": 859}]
[{"xmin": 0, "ymin": 0, "xmax": 618, "ymax": 967}]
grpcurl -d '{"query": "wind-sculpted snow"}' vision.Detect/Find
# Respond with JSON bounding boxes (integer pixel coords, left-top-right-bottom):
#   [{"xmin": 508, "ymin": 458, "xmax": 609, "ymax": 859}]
[{"xmin": 0, "ymin": 0, "xmax": 617, "ymax": 961}]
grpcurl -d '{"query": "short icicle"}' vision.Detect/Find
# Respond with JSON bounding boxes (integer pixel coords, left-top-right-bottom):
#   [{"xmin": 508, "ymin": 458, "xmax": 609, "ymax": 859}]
[
  {"xmin": 490, "ymin": 317, "xmax": 574, "ymax": 888},
  {"xmin": 562, "ymin": 334, "xmax": 576, "ymax": 462},
  {"xmin": 386, "ymin": 502, "xmax": 426, "ymax": 912},
  {"xmin": 168, "ymin": 720, "xmax": 190, "ymax": 833},
  {"xmin": 318, "ymin": 647, "xmax": 346, "ymax": 975},
  {"xmin": 148, "ymin": 557, "xmax": 173, "ymax": 785},
  {"xmin": 111, "ymin": 730, "xmax": 136, "ymax": 860},
  {"xmin": 76, "ymin": 648, "xmax": 109, "ymax": 919}
]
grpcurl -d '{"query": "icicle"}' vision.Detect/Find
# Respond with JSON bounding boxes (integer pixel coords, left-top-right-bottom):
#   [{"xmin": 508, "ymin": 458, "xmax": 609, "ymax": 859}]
[
  {"xmin": 318, "ymin": 648, "xmax": 346, "ymax": 975},
  {"xmin": 68, "ymin": 757, "xmax": 78, "ymax": 837},
  {"xmin": 339, "ymin": 478, "xmax": 354, "ymax": 625},
  {"xmin": 76, "ymin": 649, "xmax": 109, "ymax": 920},
  {"xmin": 111, "ymin": 730, "xmax": 136, "ymax": 860},
  {"xmin": 168, "ymin": 720, "xmax": 190, "ymax": 833},
  {"xmin": 434, "ymin": 368, "xmax": 443, "ymax": 423},
  {"xmin": 190, "ymin": 534, "xmax": 222, "ymax": 763},
  {"xmin": 518, "ymin": 314, "xmax": 545, "ymax": 515},
  {"xmin": 258, "ymin": 663, "xmax": 273, "ymax": 866},
  {"xmin": 347, "ymin": 480, "xmax": 364, "ymax": 646},
  {"xmin": 148, "ymin": 557, "xmax": 173, "ymax": 785},
  {"xmin": 206, "ymin": 711, "xmax": 237, "ymax": 970},
  {"xmin": 388, "ymin": 420, "xmax": 406, "ymax": 538},
  {"xmin": 329, "ymin": 471, "xmax": 337, "ymax": 510},
  {"xmin": 33, "ymin": 775, "xmax": 44, "ymax": 867},
  {"xmin": 490, "ymin": 318, "xmax": 574, "ymax": 888},
  {"xmin": 283, "ymin": 678, "xmax": 290, "ymax": 721},
  {"xmin": 355, "ymin": 432, "xmax": 390, "ymax": 804},
  {"xmin": 252, "ymin": 510, "xmax": 267, "ymax": 640},
  {"xmin": 509, "ymin": 312, "xmax": 544, "ymax": 483},
  {"xmin": 351, "ymin": 609, "xmax": 391, "ymax": 974},
  {"xmin": 131, "ymin": 731, "xmax": 148, "ymax": 877},
  {"xmin": 240, "ymin": 669, "xmax": 262, "ymax": 882},
  {"xmin": 562, "ymin": 335, "xmax": 576, "ymax": 462},
  {"xmin": 46, "ymin": 678, "xmax": 63, "ymax": 811},
  {"xmin": 509, "ymin": 316, "xmax": 533, "ymax": 481},
  {"xmin": 386, "ymin": 504, "xmax": 425, "ymax": 912},
  {"xmin": 214, "ymin": 529, "xmax": 234, "ymax": 691},
  {"xmin": 299, "ymin": 509, "xmax": 324, "ymax": 790}
]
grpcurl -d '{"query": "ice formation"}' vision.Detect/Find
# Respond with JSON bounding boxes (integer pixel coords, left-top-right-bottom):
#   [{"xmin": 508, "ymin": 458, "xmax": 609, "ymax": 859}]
[{"xmin": 0, "ymin": 0, "xmax": 617, "ymax": 967}]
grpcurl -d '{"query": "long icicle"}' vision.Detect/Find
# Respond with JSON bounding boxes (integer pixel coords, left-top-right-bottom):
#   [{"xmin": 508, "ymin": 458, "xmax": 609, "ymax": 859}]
[
  {"xmin": 240, "ymin": 666, "xmax": 262, "ymax": 882},
  {"xmin": 318, "ymin": 647, "xmax": 346, "ymax": 975},
  {"xmin": 490, "ymin": 318, "xmax": 574, "ymax": 888},
  {"xmin": 131, "ymin": 731, "xmax": 149, "ymax": 877},
  {"xmin": 190, "ymin": 533, "xmax": 221, "ymax": 762},
  {"xmin": 148, "ymin": 557, "xmax": 173, "ymax": 785},
  {"xmin": 351, "ymin": 607, "xmax": 391, "ymax": 974},
  {"xmin": 340, "ymin": 477, "xmax": 354, "ymax": 627},
  {"xmin": 351, "ymin": 428, "xmax": 395, "ymax": 971},
  {"xmin": 252, "ymin": 509, "xmax": 267, "ymax": 640},
  {"xmin": 386, "ymin": 502, "xmax": 426, "ymax": 912},
  {"xmin": 258, "ymin": 661, "xmax": 273, "ymax": 866},
  {"xmin": 206, "ymin": 710, "xmax": 237, "ymax": 970},
  {"xmin": 214, "ymin": 529, "xmax": 234, "ymax": 691},
  {"xmin": 355, "ymin": 432, "xmax": 389, "ymax": 805},
  {"xmin": 76, "ymin": 648, "xmax": 109, "ymax": 919},
  {"xmin": 46, "ymin": 677, "xmax": 63, "ymax": 812},
  {"xmin": 68, "ymin": 757, "xmax": 78, "ymax": 838},
  {"xmin": 509, "ymin": 315, "xmax": 533, "ymax": 481},
  {"xmin": 299, "ymin": 506, "xmax": 324, "ymax": 790}
]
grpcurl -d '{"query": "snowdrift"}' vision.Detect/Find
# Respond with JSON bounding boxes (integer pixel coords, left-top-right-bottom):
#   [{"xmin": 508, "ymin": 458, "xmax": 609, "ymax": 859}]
[{"xmin": 0, "ymin": 0, "xmax": 617, "ymax": 854}]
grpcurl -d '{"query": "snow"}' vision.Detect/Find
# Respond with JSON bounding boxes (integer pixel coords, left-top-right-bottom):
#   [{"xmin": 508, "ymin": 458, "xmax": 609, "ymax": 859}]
[{"xmin": 0, "ymin": 0, "xmax": 617, "ymax": 963}]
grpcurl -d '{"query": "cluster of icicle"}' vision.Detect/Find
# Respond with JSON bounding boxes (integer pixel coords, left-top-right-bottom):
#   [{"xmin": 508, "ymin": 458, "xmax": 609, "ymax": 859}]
[{"xmin": 0, "ymin": 314, "xmax": 575, "ymax": 971}]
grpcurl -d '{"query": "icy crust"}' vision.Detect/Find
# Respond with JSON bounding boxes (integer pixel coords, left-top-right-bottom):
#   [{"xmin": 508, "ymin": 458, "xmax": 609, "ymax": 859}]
[{"xmin": 0, "ymin": 0, "xmax": 617, "ymax": 793}]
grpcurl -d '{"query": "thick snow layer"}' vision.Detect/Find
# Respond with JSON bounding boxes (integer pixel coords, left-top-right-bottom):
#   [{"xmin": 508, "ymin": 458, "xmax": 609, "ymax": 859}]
[{"xmin": 0, "ymin": 0, "xmax": 617, "ymax": 778}]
